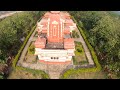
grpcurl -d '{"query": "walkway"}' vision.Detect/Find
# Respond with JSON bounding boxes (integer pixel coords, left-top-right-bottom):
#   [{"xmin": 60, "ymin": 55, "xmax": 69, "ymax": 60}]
[
  {"xmin": 46, "ymin": 62, "xmax": 72, "ymax": 79},
  {"xmin": 18, "ymin": 27, "xmax": 37, "ymax": 64},
  {"xmin": 74, "ymin": 28, "xmax": 94, "ymax": 65}
]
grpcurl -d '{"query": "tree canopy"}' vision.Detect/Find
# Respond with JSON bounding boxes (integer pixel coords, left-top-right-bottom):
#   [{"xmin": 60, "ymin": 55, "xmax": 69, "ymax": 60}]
[
  {"xmin": 69, "ymin": 11, "xmax": 120, "ymax": 78},
  {"xmin": 0, "ymin": 11, "xmax": 45, "ymax": 64}
]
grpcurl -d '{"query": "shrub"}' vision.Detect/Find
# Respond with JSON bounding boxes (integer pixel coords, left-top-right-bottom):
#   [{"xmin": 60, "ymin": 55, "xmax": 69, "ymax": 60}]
[
  {"xmin": 0, "ymin": 72, "xmax": 4, "ymax": 79},
  {"xmin": 72, "ymin": 56, "xmax": 76, "ymax": 62},
  {"xmin": 76, "ymin": 33, "xmax": 80, "ymax": 38},
  {"xmin": 79, "ymin": 61, "xmax": 88, "ymax": 65},
  {"xmin": 77, "ymin": 48, "xmax": 82, "ymax": 52},
  {"xmin": 28, "ymin": 44, "xmax": 35, "ymax": 54},
  {"xmin": 75, "ymin": 51, "xmax": 80, "ymax": 56},
  {"xmin": 72, "ymin": 30, "xmax": 79, "ymax": 38},
  {"xmin": 75, "ymin": 41, "xmax": 81, "ymax": 45}
]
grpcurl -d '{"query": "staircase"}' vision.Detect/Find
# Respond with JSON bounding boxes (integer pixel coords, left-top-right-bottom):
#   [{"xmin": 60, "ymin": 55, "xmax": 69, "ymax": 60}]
[{"xmin": 46, "ymin": 62, "xmax": 73, "ymax": 79}]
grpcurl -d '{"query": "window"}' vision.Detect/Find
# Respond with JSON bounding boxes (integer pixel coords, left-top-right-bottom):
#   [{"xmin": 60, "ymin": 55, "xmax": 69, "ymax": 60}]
[{"xmin": 51, "ymin": 57, "xmax": 59, "ymax": 59}]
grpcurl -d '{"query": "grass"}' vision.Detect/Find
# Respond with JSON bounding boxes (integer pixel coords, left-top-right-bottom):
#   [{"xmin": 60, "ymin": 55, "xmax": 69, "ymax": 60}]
[
  {"xmin": 72, "ymin": 30, "xmax": 80, "ymax": 38},
  {"xmin": 64, "ymin": 71, "xmax": 107, "ymax": 79},
  {"xmin": 34, "ymin": 31, "xmax": 38, "ymax": 37},
  {"xmin": 73, "ymin": 41, "xmax": 88, "ymax": 65},
  {"xmin": 8, "ymin": 68, "xmax": 48, "ymax": 79},
  {"xmin": 28, "ymin": 42, "xmax": 35, "ymax": 55}
]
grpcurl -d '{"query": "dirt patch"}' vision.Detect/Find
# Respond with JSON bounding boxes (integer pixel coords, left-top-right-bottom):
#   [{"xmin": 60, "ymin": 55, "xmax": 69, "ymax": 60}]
[{"xmin": 24, "ymin": 53, "xmax": 37, "ymax": 63}]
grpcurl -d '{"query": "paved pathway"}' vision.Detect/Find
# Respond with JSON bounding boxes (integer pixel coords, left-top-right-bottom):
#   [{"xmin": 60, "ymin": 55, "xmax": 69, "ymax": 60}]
[
  {"xmin": 46, "ymin": 62, "xmax": 72, "ymax": 79},
  {"xmin": 74, "ymin": 28, "xmax": 94, "ymax": 65},
  {"xmin": 18, "ymin": 27, "xmax": 37, "ymax": 64}
]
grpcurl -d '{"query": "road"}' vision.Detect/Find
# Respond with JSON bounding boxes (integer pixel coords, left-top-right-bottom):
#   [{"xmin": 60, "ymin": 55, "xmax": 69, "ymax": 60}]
[{"xmin": 0, "ymin": 11, "xmax": 23, "ymax": 19}]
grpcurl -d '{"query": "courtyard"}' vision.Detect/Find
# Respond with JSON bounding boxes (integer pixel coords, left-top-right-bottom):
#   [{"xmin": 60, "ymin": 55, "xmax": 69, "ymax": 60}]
[{"xmin": 10, "ymin": 11, "xmax": 95, "ymax": 79}]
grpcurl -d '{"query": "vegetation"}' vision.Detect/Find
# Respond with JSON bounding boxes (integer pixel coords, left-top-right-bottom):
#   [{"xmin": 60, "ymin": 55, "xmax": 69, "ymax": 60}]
[
  {"xmin": 8, "ymin": 67, "xmax": 49, "ymax": 79},
  {"xmin": 69, "ymin": 11, "xmax": 120, "ymax": 79},
  {"xmin": 72, "ymin": 30, "xmax": 80, "ymax": 38},
  {"xmin": 12, "ymin": 25, "xmax": 36, "ymax": 68},
  {"xmin": 73, "ymin": 41, "xmax": 88, "ymax": 65},
  {"xmin": 0, "ymin": 73, "xmax": 4, "ymax": 79},
  {"xmin": 0, "ymin": 11, "xmax": 45, "ymax": 64},
  {"xmin": 61, "ymin": 15, "xmax": 102, "ymax": 79},
  {"xmin": 0, "ymin": 11, "xmax": 46, "ymax": 78},
  {"xmin": 28, "ymin": 44, "xmax": 35, "ymax": 55},
  {"xmin": 61, "ymin": 71, "xmax": 107, "ymax": 79},
  {"xmin": 9, "ymin": 11, "xmax": 49, "ymax": 79},
  {"xmin": 11, "ymin": 22, "xmax": 49, "ymax": 79}
]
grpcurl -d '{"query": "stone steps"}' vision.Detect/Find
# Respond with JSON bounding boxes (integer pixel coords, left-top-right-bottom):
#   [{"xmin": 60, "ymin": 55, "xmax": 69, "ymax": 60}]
[
  {"xmin": 46, "ymin": 63, "xmax": 72, "ymax": 79},
  {"xmin": 48, "ymin": 71, "xmax": 60, "ymax": 79}
]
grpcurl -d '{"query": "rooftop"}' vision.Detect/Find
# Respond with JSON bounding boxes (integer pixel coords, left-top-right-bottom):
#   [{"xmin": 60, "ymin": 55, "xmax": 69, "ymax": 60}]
[{"xmin": 45, "ymin": 42, "xmax": 64, "ymax": 49}]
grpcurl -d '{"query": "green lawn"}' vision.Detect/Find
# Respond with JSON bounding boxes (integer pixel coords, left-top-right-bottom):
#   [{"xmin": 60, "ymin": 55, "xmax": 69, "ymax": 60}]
[{"xmin": 73, "ymin": 41, "xmax": 88, "ymax": 65}]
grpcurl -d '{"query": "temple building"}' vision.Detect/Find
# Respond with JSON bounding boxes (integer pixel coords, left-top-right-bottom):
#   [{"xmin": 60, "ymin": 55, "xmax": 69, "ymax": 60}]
[{"xmin": 34, "ymin": 11, "xmax": 77, "ymax": 64}]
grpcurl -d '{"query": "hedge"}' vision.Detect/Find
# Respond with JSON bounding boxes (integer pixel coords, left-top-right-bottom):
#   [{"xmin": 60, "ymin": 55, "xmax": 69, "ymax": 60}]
[{"xmin": 61, "ymin": 15, "xmax": 101, "ymax": 79}]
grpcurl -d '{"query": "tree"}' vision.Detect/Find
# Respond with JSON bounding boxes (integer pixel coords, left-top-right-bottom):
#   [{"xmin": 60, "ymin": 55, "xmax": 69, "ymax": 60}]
[{"xmin": 70, "ymin": 11, "xmax": 120, "ymax": 78}]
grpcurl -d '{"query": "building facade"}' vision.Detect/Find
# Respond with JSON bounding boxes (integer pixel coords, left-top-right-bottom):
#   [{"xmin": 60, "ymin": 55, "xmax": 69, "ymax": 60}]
[{"xmin": 34, "ymin": 11, "xmax": 76, "ymax": 64}]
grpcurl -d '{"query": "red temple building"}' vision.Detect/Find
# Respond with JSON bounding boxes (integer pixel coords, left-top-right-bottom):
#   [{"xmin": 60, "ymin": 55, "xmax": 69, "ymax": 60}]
[{"xmin": 34, "ymin": 11, "xmax": 76, "ymax": 64}]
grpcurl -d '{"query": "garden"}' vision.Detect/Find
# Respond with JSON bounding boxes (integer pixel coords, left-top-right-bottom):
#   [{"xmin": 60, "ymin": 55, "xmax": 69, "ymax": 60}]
[
  {"xmin": 24, "ymin": 42, "xmax": 37, "ymax": 63},
  {"xmin": 73, "ymin": 41, "xmax": 88, "ymax": 65},
  {"xmin": 72, "ymin": 30, "xmax": 80, "ymax": 38}
]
